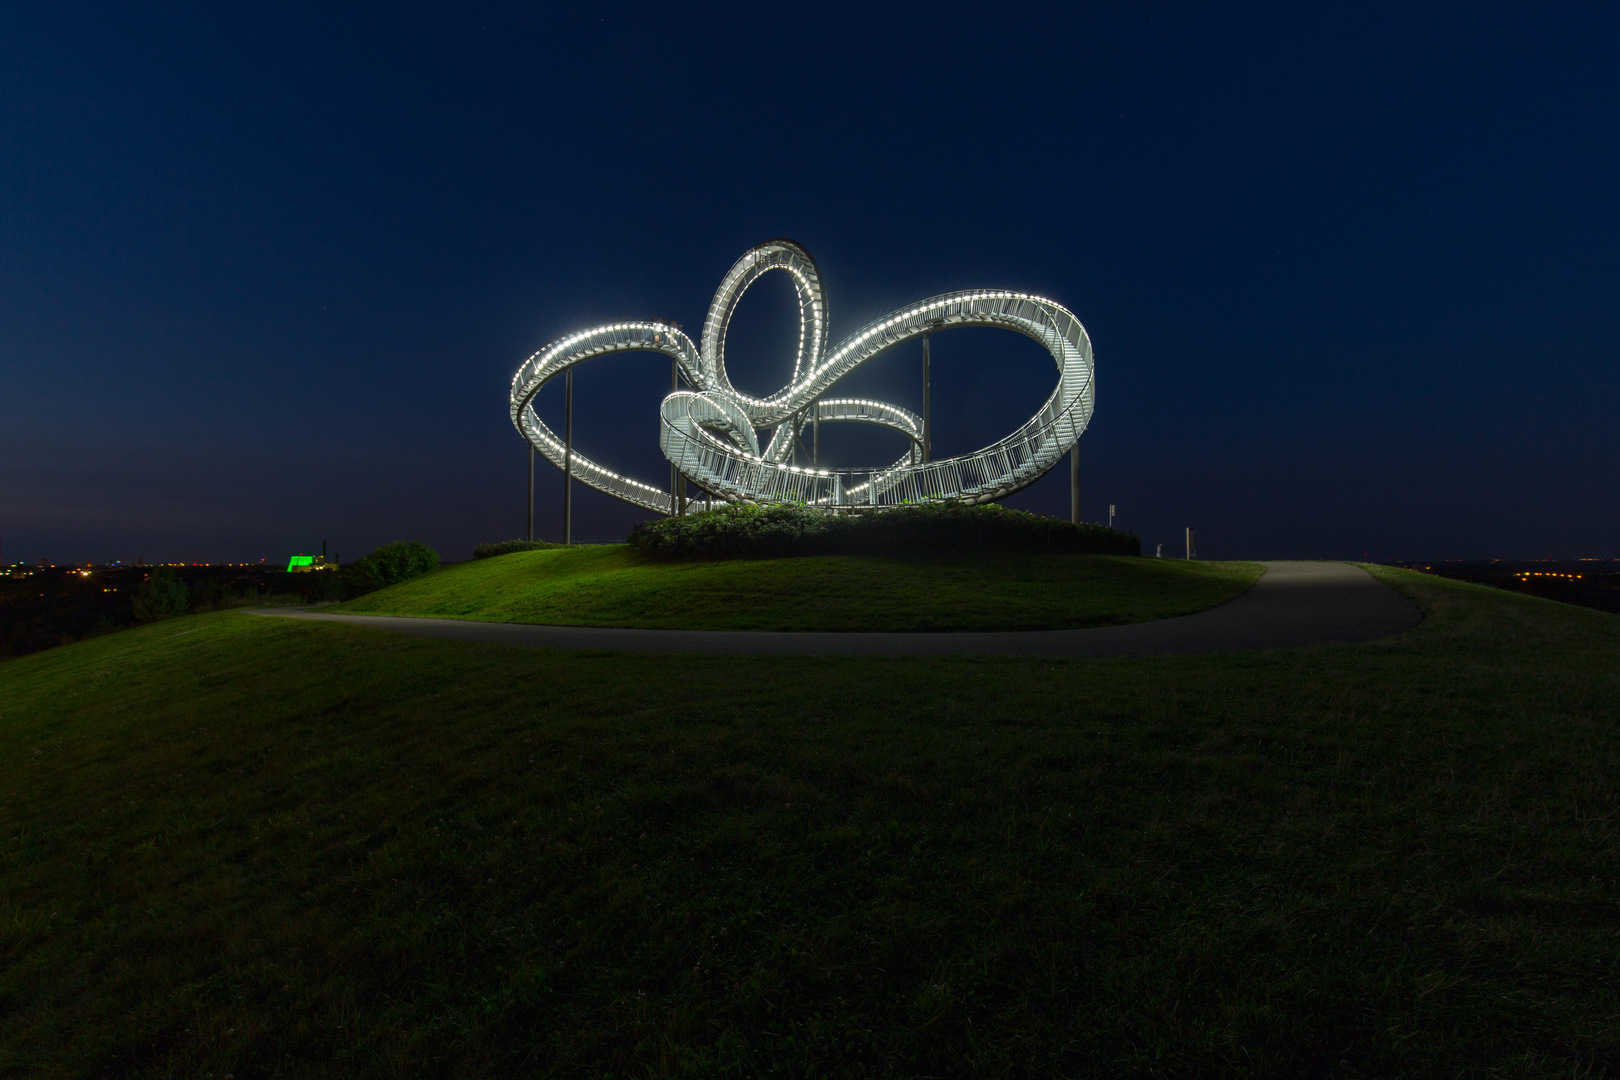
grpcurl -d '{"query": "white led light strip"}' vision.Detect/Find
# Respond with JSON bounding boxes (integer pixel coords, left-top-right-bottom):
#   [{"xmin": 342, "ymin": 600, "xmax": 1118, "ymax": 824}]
[{"xmin": 510, "ymin": 239, "xmax": 1094, "ymax": 515}]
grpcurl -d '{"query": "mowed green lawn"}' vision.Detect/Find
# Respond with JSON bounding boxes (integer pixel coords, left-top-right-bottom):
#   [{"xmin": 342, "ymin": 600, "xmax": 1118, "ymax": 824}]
[
  {"xmin": 335, "ymin": 546, "xmax": 1263, "ymax": 631},
  {"xmin": 2, "ymin": 568, "xmax": 1618, "ymax": 1076}
]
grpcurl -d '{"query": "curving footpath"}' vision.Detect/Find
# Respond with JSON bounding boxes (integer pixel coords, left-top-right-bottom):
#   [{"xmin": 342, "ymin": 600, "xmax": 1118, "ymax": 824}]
[{"xmin": 253, "ymin": 562, "xmax": 1420, "ymax": 658}]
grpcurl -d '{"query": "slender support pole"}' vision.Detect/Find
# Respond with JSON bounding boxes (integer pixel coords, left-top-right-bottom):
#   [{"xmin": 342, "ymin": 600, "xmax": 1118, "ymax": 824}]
[
  {"xmin": 812, "ymin": 399, "xmax": 819, "ymax": 467},
  {"xmin": 1186, "ymin": 527, "xmax": 1195, "ymax": 560},
  {"xmin": 670, "ymin": 358, "xmax": 679, "ymax": 517},
  {"xmin": 921, "ymin": 333, "xmax": 932, "ymax": 463},
  {"xmin": 1070, "ymin": 444, "xmax": 1081, "ymax": 524},
  {"xmin": 527, "ymin": 446, "xmax": 534, "ymax": 541},
  {"xmin": 563, "ymin": 367, "xmax": 573, "ymax": 546}
]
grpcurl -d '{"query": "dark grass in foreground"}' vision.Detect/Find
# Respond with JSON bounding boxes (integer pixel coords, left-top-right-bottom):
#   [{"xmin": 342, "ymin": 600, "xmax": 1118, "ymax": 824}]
[
  {"xmin": 1, "ymin": 571, "xmax": 1618, "ymax": 1077},
  {"xmin": 334, "ymin": 546, "xmax": 1261, "ymax": 631}
]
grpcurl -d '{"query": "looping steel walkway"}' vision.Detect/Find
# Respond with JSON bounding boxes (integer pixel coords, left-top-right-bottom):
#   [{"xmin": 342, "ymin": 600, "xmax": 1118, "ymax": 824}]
[{"xmin": 254, "ymin": 562, "xmax": 1421, "ymax": 658}]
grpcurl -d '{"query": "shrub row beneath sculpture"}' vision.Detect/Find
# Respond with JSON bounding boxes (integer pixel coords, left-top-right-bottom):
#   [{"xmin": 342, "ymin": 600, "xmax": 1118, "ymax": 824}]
[
  {"xmin": 472, "ymin": 539, "xmax": 560, "ymax": 559},
  {"xmin": 628, "ymin": 501, "xmax": 1140, "ymax": 560}
]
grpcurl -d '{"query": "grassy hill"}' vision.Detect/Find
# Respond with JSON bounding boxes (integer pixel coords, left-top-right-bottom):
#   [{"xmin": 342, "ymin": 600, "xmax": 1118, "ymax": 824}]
[
  {"xmin": 334, "ymin": 546, "xmax": 1263, "ymax": 631},
  {"xmin": 2, "ymin": 569, "xmax": 1617, "ymax": 1075}
]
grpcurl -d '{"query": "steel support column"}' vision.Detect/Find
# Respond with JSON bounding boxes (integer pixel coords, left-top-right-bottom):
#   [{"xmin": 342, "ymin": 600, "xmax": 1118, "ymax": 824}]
[
  {"xmin": 1070, "ymin": 444, "xmax": 1080, "ymax": 525},
  {"xmin": 563, "ymin": 367, "xmax": 574, "ymax": 545},
  {"xmin": 670, "ymin": 358, "xmax": 679, "ymax": 517},
  {"xmin": 921, "ymin": 333, "xmax": 932, "ymax": 463}
]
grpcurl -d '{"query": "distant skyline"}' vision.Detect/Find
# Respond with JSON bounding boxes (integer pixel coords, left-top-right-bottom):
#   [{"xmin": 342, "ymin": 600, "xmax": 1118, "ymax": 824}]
[{"xmin": 3, "ymin": 3, "xmax": 1617, "ymax": 564}]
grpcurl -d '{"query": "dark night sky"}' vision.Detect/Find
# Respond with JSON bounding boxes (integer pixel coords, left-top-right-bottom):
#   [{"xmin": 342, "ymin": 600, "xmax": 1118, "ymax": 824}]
[{"xmin": 3, "ymin": 3, "xmax": 1616, "ymax": 564}]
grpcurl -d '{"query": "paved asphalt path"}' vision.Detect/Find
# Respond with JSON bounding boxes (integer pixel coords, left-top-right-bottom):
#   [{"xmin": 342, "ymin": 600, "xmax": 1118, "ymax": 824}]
[{"xmin": 252, "ymin": 561, "xmax": 1421, "ymax": 658}]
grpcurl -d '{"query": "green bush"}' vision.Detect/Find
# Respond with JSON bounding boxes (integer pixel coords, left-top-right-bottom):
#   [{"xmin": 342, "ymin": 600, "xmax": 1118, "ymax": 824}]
[
  {"xmin": 131, "ymin": 567, "xmax": 192, "ymax": 621},
  {"xmin": 628, "ymin": 501, "xmax": 1140, "ymax": 560},
  {"xmin": 472, "ymin": 539, "xmax": 559, "ymax": 559},
  {"xmin": 345, "ymin": 541, "xmax": 441, "ymax": 596}
]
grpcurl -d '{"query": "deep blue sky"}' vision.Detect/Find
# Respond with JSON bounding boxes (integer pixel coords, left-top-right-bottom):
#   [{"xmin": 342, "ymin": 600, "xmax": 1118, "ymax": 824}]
[{"xmin": 3, "ymin": 3, "xmax": 1616, "ymax": 564}]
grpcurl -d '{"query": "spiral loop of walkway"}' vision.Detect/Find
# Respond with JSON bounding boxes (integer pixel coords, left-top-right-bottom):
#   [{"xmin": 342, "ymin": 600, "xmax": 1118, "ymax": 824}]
[{"xmin": 510, "ymin": 239, "xmax": 1095, "ymax": 513}]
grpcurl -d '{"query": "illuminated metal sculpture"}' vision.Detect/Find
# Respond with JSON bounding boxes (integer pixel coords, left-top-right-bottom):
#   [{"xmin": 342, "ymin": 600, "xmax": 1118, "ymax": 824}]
[{"xmin": 510, "ymin": 240, "xmax": 1094, "ymax": 513}]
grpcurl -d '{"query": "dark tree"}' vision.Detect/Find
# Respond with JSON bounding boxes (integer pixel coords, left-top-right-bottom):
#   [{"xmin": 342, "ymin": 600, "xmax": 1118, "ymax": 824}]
[
  {"xmin": 131, "ymin": 567, "xmax": 191, "ymax": 621},
  {"xmin": 346, "ymin": 541, "xmax": 440, "ymax": 595}
]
